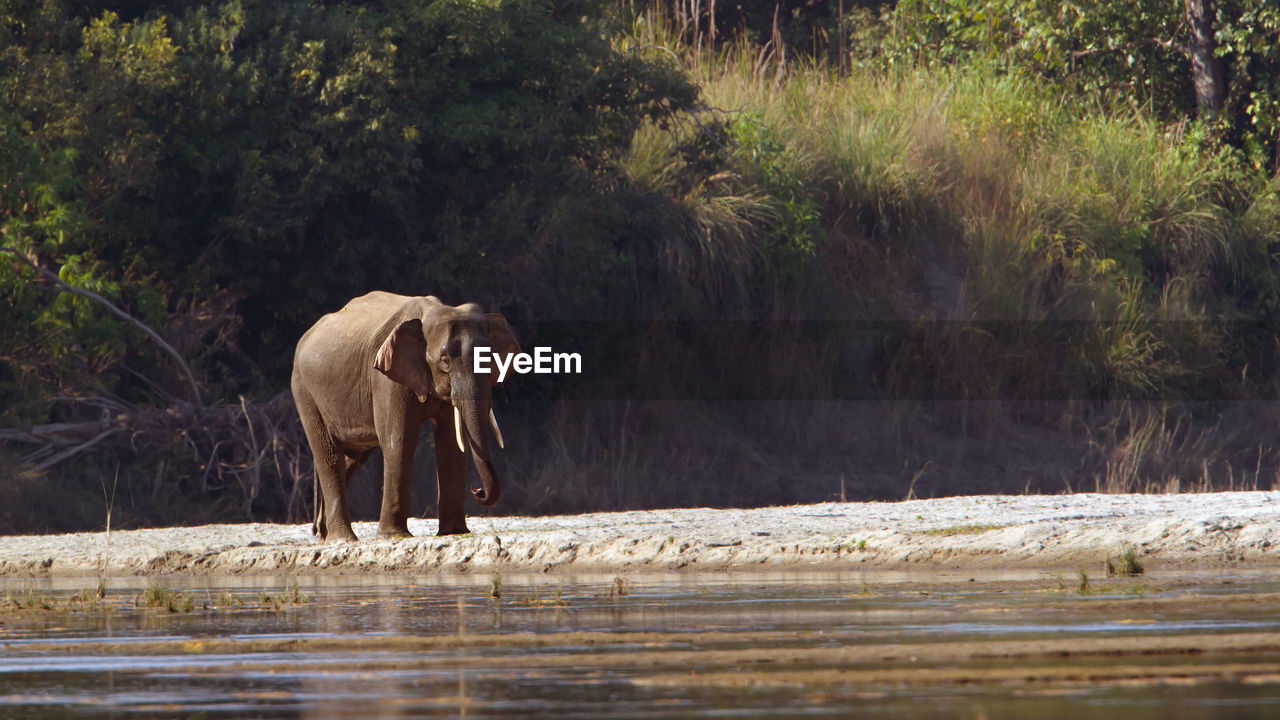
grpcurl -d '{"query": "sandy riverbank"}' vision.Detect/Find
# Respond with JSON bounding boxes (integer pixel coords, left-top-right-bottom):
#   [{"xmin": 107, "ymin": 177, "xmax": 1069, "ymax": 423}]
[{"xmin": 2, "ymin": 492, "xmax": 1277, "ymax": 577}]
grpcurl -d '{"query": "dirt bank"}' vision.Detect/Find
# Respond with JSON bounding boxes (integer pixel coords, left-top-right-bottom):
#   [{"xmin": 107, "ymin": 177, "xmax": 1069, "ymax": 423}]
[{"xmin": 2, "ymin": 492, "xmax": 1277, "ymax": 577}]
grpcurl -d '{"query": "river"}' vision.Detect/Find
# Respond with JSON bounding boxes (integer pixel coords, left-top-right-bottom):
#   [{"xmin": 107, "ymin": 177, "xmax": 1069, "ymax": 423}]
[{"xmin": 2, "ymin": 570, "xmax": 1280, "ymax": 718}]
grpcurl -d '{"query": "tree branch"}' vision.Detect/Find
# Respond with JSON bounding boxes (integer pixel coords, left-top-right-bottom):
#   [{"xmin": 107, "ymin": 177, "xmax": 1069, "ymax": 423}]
[
  {"xmin": 1, "ymin": 246, "xmax": 204, "ymax": 408},
  {"xmin": 1070, "ymin": 37, "xmax": 1189, "ymax": 61}
]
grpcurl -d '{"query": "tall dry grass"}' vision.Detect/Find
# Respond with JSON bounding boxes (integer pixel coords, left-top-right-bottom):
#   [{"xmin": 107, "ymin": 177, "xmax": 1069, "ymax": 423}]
[{"xmin": 552, "ymin": 24, "xmax": 1280, "ymax": 507}]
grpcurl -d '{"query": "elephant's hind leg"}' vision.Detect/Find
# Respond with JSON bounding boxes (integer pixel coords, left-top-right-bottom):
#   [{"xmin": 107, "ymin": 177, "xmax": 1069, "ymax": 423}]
[{"xmin": 295, "ymin": 390, "xmax": 359, "ymax": 543}]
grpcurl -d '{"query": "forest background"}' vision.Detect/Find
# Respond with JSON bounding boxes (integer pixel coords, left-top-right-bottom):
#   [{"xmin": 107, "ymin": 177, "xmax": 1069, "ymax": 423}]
[{"xmin": 3, "ymin": 0, "xmax": 1279, "ymax": 534}]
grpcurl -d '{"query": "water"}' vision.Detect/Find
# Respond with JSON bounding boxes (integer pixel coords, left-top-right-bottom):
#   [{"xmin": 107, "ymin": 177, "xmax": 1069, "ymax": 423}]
[{"xmin": 2, "ymin": 570, "xmax": 1280, "ymax": 718}]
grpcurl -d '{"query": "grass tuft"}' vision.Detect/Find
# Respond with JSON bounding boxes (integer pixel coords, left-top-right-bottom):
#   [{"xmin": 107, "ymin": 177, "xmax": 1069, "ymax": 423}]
[
  {"xmin": 1105, "ymin": 546, "xmax": 1145, "ymax": 577},
  {"xmin": 255, "ymin": 581, "xmax": 311, "ymax": 611},
  {"xmin": 3, "ymin": 589, "xmax": 54, "ymax": 613},
  {"xmin": 2, "ymin": 587, "xmax": 115, "ymax": 614},
  {"xmin": 609, "ymin": 576, "xmax": 630, "ymax": 599},
  {"xmin": 140, "ymin": 584, "xmax": 194, "ymax": 614},
  {"xmin": 511, "ymin": 588, "xmax": 570, "ymax": 608}
]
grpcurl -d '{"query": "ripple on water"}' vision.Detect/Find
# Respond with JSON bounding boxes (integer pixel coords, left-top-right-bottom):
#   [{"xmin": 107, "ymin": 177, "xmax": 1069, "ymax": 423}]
[{"xmin": 2, "ymin": 570, "xmax": 1280, "ymax": 718}]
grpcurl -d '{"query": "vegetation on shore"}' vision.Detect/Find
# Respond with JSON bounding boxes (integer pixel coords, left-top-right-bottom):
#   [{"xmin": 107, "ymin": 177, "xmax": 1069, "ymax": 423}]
[
  {"xmin": 3, "ymin": 581, "xmax": 310, "ymax": 614},
  {"xmin": 2, "ymin": 1, "xmax": 1278, "ymax": 533}
]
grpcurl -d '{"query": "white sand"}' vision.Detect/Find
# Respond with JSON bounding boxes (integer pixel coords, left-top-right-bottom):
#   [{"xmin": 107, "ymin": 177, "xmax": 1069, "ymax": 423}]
[{"xmin": 2, "ymin": 492, "xmax": 1277, "ymax": 577}]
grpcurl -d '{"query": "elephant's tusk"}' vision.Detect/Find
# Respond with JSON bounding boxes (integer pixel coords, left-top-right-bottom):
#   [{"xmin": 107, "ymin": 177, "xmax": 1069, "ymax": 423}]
[
  {"xmin": 453, "ymin": 406, "xmax": 466, "ymax": 453},
  {"xmin": 489, "ymin": 408, "xmax": 505, "ymax": 449}
]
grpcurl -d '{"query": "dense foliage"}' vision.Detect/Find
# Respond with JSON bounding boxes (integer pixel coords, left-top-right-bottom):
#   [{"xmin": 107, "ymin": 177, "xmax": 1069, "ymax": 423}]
[
  {"xmin": 2, "ymin": 1, "xmax": 1279, "ymax": 532},
  {"xmin": 885, "ymin": 0, "xmax": 1280, "ymax": 170},
  {"xmin": 647, "ymin": 0, "xmax": 1280, "ymax": 170},
  {"xmin": 2, "ymin": 0, "xmax": 697, "ymax": 408}
]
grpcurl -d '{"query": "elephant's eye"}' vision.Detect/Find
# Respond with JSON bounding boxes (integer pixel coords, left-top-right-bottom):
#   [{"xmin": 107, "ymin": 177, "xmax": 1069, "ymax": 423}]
[{"xmin": 438, "ymin": 347, "xmax": 452, "ymax": 372}]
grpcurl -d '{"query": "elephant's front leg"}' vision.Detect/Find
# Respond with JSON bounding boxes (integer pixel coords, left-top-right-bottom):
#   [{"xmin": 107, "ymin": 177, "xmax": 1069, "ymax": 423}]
[
  {"xmin": 375, "ymin": 422, "xmax": 420, "ymax": 539},
  {"xmin": 433, "ymin": 410, "xmax": 470, "ymax": 535}
]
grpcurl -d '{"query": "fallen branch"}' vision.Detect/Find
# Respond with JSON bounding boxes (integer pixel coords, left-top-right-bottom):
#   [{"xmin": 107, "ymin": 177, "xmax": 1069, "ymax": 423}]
[
  {"xmin": 31, "ymin": 426, "xmax": 123, "ymax": 472},
  {"xmin": 0, "ymin": 391, "xmax": 311, "ymax": 523},
  {"xmin": 0, "ymin": 246, "xmax": 204, "ymax": 408}
]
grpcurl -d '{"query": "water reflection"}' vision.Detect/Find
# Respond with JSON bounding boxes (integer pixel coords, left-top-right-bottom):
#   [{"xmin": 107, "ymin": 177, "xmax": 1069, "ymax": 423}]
[{"xmin": 1, "ymin": 570, "xmax": 1279, "ymax": 718}]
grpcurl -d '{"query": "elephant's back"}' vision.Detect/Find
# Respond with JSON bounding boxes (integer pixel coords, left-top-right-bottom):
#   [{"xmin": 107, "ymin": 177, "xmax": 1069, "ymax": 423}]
[
  {"xmin": 292, "ymin": 291, "xmax": 441, "ymax": 374},
  {"xmin": 293, "ymin": 292, "xmax": 399, "ymax": 375},
  {"xmin": 340, "ymin": 290, "xmax": 414, "ymax": 314},
  {"xmin": 301, "ymin": 292, "xmax": 431, "ymax": 338},
  {"xmin": 323, "ymin": 291, "xmax": 445, "ymax": 324}
]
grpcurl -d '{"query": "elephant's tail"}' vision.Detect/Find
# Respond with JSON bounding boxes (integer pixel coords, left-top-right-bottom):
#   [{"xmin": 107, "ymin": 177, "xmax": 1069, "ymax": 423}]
[{"xmin": 312, "ymin": 471, "xmax": 323, "ymax": 538}]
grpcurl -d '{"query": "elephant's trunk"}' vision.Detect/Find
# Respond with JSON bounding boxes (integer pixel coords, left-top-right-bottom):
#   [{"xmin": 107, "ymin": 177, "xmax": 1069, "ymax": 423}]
[{"xmin": 453, "ymin": 378, "xmax": 501, "ymax": 507}]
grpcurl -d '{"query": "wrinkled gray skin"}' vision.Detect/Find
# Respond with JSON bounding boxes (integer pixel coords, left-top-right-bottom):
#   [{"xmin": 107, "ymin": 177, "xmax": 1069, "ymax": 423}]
[{"xmin": 291, "ymin": 292, "xmax": 519, "ymax": 542}]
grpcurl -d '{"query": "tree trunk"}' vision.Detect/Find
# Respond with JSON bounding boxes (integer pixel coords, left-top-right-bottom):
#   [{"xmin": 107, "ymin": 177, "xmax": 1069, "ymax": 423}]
[{"xmin": 1185, "ymin": 0, "xmax": 1226, "ymax": 118}]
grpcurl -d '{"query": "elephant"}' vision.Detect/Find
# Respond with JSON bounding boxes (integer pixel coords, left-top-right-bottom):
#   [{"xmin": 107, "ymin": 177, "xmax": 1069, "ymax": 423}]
[{"xmin": 291, "ymin": 291, "xmax": 519, "ymax": 542}]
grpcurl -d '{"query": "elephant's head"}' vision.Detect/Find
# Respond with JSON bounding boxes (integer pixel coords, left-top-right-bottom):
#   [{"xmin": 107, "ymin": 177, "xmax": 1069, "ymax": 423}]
[{"xmin": 372, "ymin": 302, "xmax": 519, "ymax": 506}]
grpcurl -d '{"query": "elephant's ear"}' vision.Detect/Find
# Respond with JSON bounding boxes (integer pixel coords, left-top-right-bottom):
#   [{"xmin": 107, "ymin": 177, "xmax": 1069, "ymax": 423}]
[
  {"xmin": 374, "ymin": 318, "xmax": 433, "ymax": 401},
  {"xmin": 484, "ymin": 313, "xmax": 520, "ymax": 384}
]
